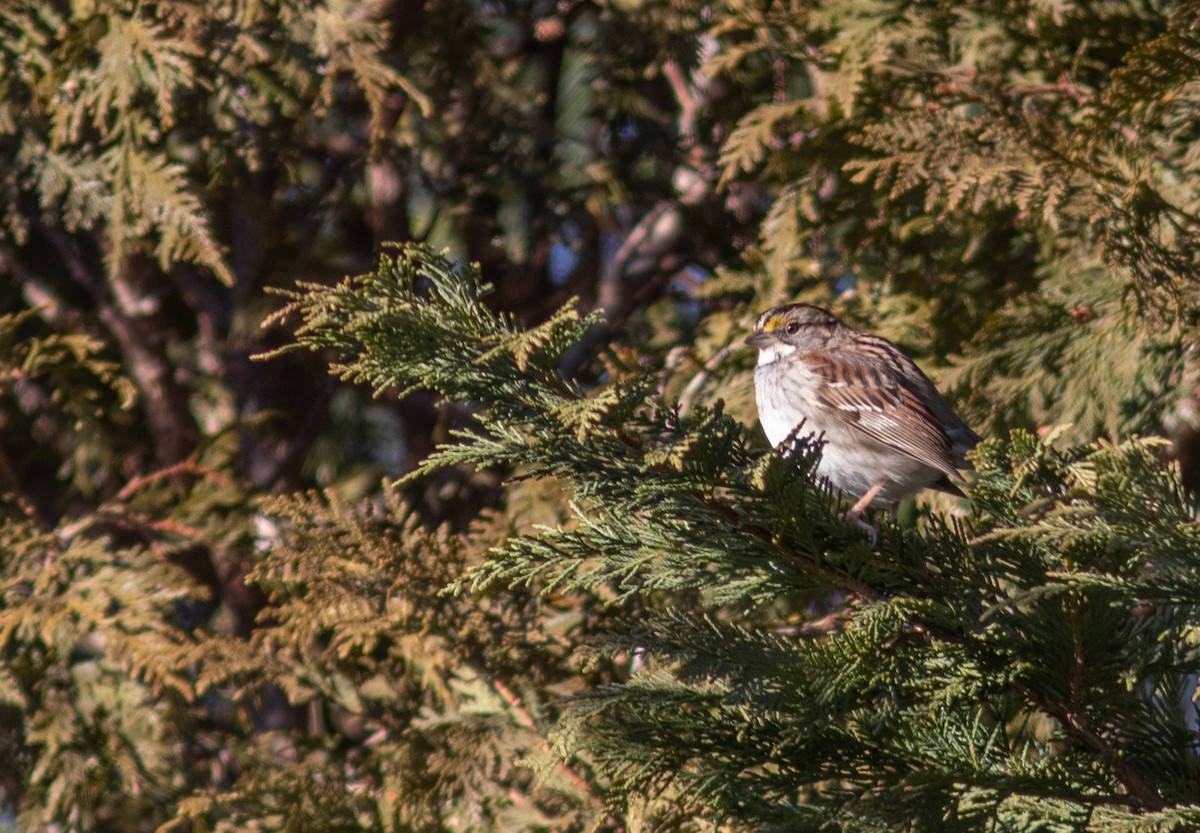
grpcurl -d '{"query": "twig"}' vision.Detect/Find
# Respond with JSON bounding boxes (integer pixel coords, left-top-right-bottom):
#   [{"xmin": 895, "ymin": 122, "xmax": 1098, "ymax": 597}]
[
  {"xmin": 35, "ymin": 221, "xmax": 200, "ymax": 463},
  {"xmin": 693, "ymin": 491, "xmax": 880, "ymax": 603},
  {"xmin": 490, "ymin": 677, "xmax": 605, "ymax": 810},
  {"xmin": 116, "ymin": 461, "xmax": 231, "ymax": 501},
  {"xmin": 677, "ymin": 343, "xmax": 736, "ymax": 416},
  {"xmin": 1047, "ymin": 703, "xmax": 1166, "ymax": 810},
  {"xmin": 0, "ymin": 436, "xmax": 40, "ymax": 525},
  {"xmin": 1035, "ymin": 585, "xmax": 1167, "ymax": 809}
]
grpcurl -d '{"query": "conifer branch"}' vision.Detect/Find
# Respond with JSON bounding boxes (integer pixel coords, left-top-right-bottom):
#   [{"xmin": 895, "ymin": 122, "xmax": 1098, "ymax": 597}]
[
  {"xmin": 1047, "ymin": 703, "xmax": 1167, "ymax": 811},
  {"xmin": 36, "ymin": 221, "xmax": 199, "ymax": 463},
  {"xmin": 490, "ymin": 678, "xmax": 603, "ymax": 811},
  {"xmin": 262, "ymin": 241, "xmax": 1198, "ymax": 826},
  {"xmin": 8, "ymin": 3, "xmax": 1200, "ymax": 824},
  {"xmin": 601, "ymin": 412, "xmax": 879, "ymax": 601},
  {"xmin": 691, "ymin": 490, "xmax": 880, "ymax": 602}
]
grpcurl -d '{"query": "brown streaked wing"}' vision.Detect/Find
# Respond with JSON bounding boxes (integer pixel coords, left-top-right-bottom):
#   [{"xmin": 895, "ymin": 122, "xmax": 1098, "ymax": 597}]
[{"xmin": 802, "ymin": 340, "xmax": 962, "ymax": 479}]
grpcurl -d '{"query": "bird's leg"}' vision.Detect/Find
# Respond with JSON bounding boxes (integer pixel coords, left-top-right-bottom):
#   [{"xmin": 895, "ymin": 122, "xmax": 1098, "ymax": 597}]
[
  {"xmin": 843, "ymin": 479, "xmax": 887, "ymax": 543},
  {"xmin": 845, "ymin": 479, "xmax": 886, "ymax": 522}
]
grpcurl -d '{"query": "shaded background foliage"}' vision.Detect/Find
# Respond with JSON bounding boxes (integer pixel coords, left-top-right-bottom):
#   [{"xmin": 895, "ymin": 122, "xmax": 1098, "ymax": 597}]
[{"xmin": 1, "ymin": 0, "xmax": 1200, "ymax": 831}]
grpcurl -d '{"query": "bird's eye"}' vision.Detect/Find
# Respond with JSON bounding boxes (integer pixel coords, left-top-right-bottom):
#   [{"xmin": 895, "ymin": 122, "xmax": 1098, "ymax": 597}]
[{"xmin": 785, "ymin": 322, "xmax": 800, "ymax": 335}]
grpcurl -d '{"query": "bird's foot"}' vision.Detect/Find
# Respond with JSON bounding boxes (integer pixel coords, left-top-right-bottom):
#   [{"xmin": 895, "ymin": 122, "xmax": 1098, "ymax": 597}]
[
  {"xmin": 841, "ymin": 508, "xmax": 878, "ymax": 545},
  {"xmin": 841, "ymin": 479, "xmax": 886, "ymax": 545}
]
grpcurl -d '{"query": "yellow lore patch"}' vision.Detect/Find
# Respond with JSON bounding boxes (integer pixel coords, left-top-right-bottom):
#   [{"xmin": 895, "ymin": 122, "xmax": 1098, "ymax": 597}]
[{"xmin": 760, "ymin": 313, "xmax": 788, "ymax": 332}]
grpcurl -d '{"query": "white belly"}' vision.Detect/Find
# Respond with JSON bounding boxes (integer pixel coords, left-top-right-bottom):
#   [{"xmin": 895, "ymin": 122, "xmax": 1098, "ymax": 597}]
[{"xmin": 754, "ymin": 358, "xmax": 941, "ymax": 504}]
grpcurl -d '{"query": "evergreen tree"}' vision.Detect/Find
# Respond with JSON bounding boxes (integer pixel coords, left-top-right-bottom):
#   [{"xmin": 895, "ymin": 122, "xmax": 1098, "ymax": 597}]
[
  {"xmin": 270, "ymin": 242, "xmax": 1200, "ymax": 832},
  {"xmin": 3, "ymin": 0, "xmax": 1200, "ymax": 831}
]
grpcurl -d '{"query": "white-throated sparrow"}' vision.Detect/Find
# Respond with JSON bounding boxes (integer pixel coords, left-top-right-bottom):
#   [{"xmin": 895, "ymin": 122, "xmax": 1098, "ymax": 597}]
[{"xmin": 746, "ymin": 303, "xmax": 979, "ymax": 521}]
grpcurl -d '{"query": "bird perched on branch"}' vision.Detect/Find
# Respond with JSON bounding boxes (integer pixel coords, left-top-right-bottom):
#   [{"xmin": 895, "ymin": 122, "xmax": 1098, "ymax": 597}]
[{"xmin": 746, "ymin": 303, "xmax": 979, "ymax": 530}]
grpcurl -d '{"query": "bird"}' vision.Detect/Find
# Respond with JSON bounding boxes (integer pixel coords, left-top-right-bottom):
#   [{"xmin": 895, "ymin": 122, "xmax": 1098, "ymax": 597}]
[{"xmin": 745, "ymin": 302, "xmax": 979, "ymax": 527}]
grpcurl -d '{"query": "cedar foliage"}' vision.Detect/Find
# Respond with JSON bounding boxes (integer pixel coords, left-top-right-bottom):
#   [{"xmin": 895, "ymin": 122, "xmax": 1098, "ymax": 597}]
[
  {"xmin": 271, "ymin": 244, "xmax": 1200, "ymax": 831},
  {"xmin": 2, "ymin": 1, "xmax": 1200, "ymax": 832}
]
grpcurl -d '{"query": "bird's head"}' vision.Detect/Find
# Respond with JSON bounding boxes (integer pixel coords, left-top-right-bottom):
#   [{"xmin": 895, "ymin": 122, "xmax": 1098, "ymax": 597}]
[{"xmin": 745, "ymin": 303, "xmax": 839, "ymax": 361}]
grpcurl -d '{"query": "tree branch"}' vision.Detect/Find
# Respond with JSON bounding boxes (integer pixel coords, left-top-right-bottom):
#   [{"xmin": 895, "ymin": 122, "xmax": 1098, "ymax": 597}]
[{"xmin": 35, "ymin": 222, "xmax": 200, "ymax": 464}]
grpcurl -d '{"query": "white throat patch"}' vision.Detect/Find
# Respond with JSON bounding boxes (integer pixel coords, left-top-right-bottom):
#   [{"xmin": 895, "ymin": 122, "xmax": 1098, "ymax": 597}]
[{"xmin": 755, "ymin": 341, "xmax": 797, "ymax": 366}]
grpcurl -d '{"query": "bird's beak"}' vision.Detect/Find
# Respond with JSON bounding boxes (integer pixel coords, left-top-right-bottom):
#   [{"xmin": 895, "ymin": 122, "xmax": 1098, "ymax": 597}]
[{"xmin": 744, "ymin": 331, "xmax": 773, "ymax": 349}]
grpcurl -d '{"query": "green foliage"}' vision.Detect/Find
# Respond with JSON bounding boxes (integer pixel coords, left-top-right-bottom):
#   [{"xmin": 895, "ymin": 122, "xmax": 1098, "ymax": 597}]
[
  {"xmin": 0, "ymin": 298, "xmax": 608, "ymax": 830},
  {"xmin": 265, "ymin": 251, "xmax": 602, "ymax": 414},
  {"xmin": 0, "ymin": 0, "xmax": 426, "ymax": 284},
  {"xmin": 4, "ymin": 1, "xmax": 1200, "ymax": 831},
  {"xmin": 691, "ymin": 0, "xmax": 1200, "ymax": 449},
  {"xmin": 0, "ymin": 309, "xmax": 137, "ymax": 496},
  {"xmin": 941, "ymin": 257, "xmax": 1185, "ymax": 441},
  {"xmin": 0, "ymin": 504, "xmax": 207, "ymax": 830},
  {"xmin": 0, "ymin": 439, "xmax": 604, "ymax": 832},
  {"xmin": 269, "ymin": 243, "xmax": 1200, "ymax": 830},
  {"xmin": 171, "ymin": 488, "xmax": 600, "ymax": 833}
]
